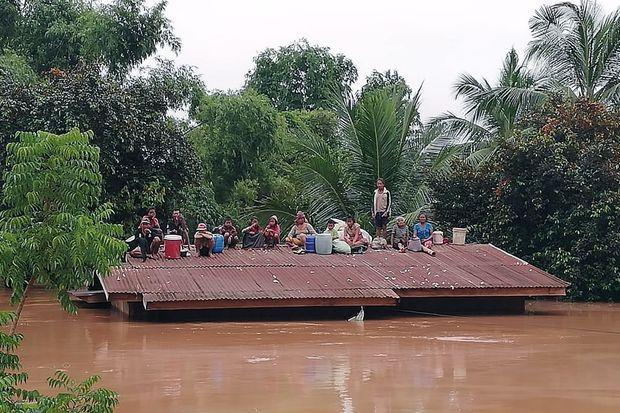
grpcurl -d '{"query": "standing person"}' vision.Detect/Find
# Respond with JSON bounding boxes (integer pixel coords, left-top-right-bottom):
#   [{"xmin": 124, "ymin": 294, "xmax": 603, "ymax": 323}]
[
  {"xmin": 391, "ymin": 216, "xmax": 409, "ymax": 252},
  {"xmin": 219, "ymin": 217, "xmax": 239, "ymax": 249},
  {"xmin": 242, "ymin": 217, "xmax": 265, "ymax": 249},
  {"xmin": 143, "ymin": 207, "xmax": 163, "ymax": 239},
  {"xmin": 372, "ymin": 178, "xmax": 391, "ymax": 240},
  {"xmin": 263, "ymin": 215, "xmax": 281, "ymax": 248},
  {"xmin": 167, "ymin": 209, "xmax": 189, "ymax": 246},
  {"xmin": 194, "ymin": 223, "xmax": 215, "ymax": 257},
  {"xmin": 286, "ymin": 211, "xmax": 316, "ymax": 249},
  {"xmin": 412, "ymin": 212, "xmax": 436, "ymax": 256},
  {"xmin": 127, "ymin": 218, "xmax": 162, "ymax": 261},
  {"xmin": 343, "ymin": 216, "xmax": 368, "ymax": 253}
]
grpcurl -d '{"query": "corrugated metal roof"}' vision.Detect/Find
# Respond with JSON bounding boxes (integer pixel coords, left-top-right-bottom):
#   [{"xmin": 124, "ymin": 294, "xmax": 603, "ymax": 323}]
[{"xmin": 103, "ymin": 244, "xmax": 568, "ymax": 306}]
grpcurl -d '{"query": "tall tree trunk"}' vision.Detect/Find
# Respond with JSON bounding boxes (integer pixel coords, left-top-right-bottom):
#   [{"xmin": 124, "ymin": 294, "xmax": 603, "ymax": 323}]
[{"xmin": 9, "ymin": 274, "xmax": 35, "ymax": 335}]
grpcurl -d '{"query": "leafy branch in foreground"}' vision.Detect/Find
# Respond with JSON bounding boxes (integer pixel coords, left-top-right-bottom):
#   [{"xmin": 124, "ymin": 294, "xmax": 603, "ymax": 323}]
[{"xmin": 0, "ymin": 129, "xmax": 126, "ymax": 333}]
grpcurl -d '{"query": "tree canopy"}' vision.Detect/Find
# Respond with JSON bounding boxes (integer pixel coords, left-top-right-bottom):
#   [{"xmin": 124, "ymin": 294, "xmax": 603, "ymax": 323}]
[
  {"xmin": 0, "ymin": 0, "xmax": 179, "ymax": 74},
  {"xmin": 245, "ymin": 39, "xmax": 358, "ymax": 111}
]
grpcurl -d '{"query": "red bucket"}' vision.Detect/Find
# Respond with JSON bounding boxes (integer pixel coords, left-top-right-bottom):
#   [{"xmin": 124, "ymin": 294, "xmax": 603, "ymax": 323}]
[{"xmin": 164, "ymin": 235, "xmax": 182, "ymax": 259}]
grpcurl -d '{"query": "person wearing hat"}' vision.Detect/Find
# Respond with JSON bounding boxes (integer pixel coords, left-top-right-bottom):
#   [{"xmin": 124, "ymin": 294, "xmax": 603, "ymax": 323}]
[
  {"xmin": 127, "ymin": 217, "xmax": 162, "ymax": 261},
  {"xmin": 219, "ymin": 217, "xmax": 239, "ymax": 249},
  {"xmin": 263, "ymin": 215, "xmax": 281, "ymax": 248},
  {"xmin": 194, "ymin": 223, "xmax": 215, "ymax": 257},
  {"xmin": 285, "ymin": 211, "xmax": 316, "ymax": 249}
]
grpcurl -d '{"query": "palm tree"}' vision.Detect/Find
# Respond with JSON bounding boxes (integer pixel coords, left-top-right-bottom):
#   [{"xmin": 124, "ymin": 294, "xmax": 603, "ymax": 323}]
[
  {"xmin": 527, "ymin": 0, "xmax": 620, "ymax": 107},
  {"xmin": 432, "ymin": 49, "xmax": 547, "ymax": 152},
  {"xmin": 254, "ymin": 86, "xmax": 447, "ymax": 229}
]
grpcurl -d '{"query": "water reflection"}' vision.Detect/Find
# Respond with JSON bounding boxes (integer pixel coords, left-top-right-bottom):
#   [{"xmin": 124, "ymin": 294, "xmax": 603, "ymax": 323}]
[{"xmin": 3, "ymin": 289, "xmax": 620, "ymax": 413}]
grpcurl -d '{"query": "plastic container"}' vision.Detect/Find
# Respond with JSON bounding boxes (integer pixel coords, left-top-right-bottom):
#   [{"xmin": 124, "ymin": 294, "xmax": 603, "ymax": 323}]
[
  {"xmin": 315, "ymin": 234, "xmax": 333, "ymax": 255},
  {"xmin": 432, "ymin": 231, "xmax": 444, "ymax": 245},
  {"xmin": 305, "ymin": 235, "xmax": 316, "ymax": 253},
  {"xmin": 407, "ymin": 237, "xmax": 422, "ymax": 252},
  {"xmin": 452, "ymin": 228, "xmax": 467, "ymax": 245},
  {"xmin": 164, "ymin": 235, "xmax": 182, "ymax": 259},
  {"xmin": 212, "ymin": 234, "xmax": 224, "ymax": 253}
]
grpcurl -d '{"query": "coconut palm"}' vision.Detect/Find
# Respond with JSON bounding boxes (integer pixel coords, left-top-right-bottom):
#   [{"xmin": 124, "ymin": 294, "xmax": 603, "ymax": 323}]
[
  {"xmin": 527, "ymin": 0, "xmax": 620, "ymax": 106},
  {"xmin": 432, "ymin": 48, "xmax": 547, "ymax": 151},
  {"xmin": 254, "ymin": 85, "xmax": 449, "ymax": 230}
]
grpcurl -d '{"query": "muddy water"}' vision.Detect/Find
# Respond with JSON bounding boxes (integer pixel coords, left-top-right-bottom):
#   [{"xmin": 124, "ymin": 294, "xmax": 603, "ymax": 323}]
[{"xmin": 3, "ymin": 289, "xmax": 620, "ymax": 413}]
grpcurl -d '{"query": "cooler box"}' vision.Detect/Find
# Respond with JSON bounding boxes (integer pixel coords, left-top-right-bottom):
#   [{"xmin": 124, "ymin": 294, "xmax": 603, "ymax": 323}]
[
  {"xmin": 305, "ymin": 235, "xmax": 316, "ymax": 253},
  {"xmin": 213, "ymin": 234, "xmax": 224, "ymax": 253},
  {"xmin": 315, "ymin": 233, "xmax": 332, "ymax": 255},
  {"xmin": 164, "ymin": 235, "xmax": 182, "ymax": 259}
]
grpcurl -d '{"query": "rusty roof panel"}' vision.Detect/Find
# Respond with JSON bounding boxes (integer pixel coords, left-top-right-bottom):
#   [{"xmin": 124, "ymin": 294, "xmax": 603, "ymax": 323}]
[{"xmin": 104, "ymin": 244, "xmax": 569, "ymax": 304}]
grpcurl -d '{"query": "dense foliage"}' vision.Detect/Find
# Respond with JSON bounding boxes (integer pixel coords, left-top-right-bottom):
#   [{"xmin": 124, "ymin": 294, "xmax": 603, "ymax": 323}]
[
  {"xmin": 0, "ymin": 62, "xmax": 203, "ymax": 232},
  {"xmin": 245, "ymin": 39, "xmax": 358, "ymax": 110},
  {"xmin": 0, "ymin": 0, "xmax": 179, "ymax": 74},
  {"xmin": 0, "ymin": 130, "xmax": 126, "ymax": 319},
  {"xmin": 431, "ymin": 99, "xmax": 620, "ymax": 300}
]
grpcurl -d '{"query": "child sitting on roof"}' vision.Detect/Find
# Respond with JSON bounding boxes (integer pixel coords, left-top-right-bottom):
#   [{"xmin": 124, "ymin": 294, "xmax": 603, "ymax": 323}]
[
  {"xmin": 324, "ymin": 219, "xmax": 351, "ymax": 254},
  {"xmin": 219, "ymin": 217, "xmax": 239, "ymax": 249}
]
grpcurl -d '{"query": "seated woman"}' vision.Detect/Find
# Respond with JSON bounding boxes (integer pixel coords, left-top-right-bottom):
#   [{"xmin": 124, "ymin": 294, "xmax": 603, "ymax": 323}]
[
  {"xmin": 286, "ymin": 211, "xmax": 316, "ymax": 249},
  {"xmin": 127, "ymin": 218, "xmax": 162, "ymax": 261},
  {"xmin": 219, "ymin": 217, "xmax": 239, "ymax": 249},
  {"xmin": 194, "ymin": 223, "xmax": 215, "ymax": 257},
  {"xmin": 343, "ymin": 216, "xmax": 368, "ymax": 253},
  {"xmin": 242, "ymin": 217, "xmax": 265, "ymax": 249},
  {"xmin": 324, "ymin": 219, "xmax": 350, "ymax": 254},
  {"xmin": 391, "ymin": 216, "xmax": 409, "ymax": 252},
  {"xmin": 412, "ymin": 213, "xmax": 436, "ymax": 256},
  {"xmin": 263, "ymin": 215, "xmax": 280, "ymax": 248}
]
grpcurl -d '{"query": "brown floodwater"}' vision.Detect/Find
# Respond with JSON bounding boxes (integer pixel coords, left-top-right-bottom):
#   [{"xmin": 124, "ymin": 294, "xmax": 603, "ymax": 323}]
[{"xmin": 2, "ymin": 289, "xmax": 619, "ymax": 413}]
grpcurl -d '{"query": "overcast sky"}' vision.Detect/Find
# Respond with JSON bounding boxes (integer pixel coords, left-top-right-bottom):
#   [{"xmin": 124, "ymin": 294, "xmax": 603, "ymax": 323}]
[{"xmin": 155, "ymin": 0, "xmax": 617, "ymax": 119}]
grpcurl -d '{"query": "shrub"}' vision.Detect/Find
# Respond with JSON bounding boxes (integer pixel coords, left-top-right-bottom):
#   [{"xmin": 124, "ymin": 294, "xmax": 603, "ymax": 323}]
[{"xmin": 431, "ymin": 99, "xmax": 620, "ymax": 300}]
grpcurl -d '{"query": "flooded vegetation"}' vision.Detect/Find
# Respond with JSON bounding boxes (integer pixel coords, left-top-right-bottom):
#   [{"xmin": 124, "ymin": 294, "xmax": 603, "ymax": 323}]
[{"xmin": 6, "ymin": 289, "xmax": 619, "ymax": 413}]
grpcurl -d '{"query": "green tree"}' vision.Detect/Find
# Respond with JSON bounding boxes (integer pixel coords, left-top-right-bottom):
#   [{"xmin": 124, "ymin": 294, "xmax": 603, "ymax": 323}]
[
  {"xmin": 0, "ymin": 129, "xmax": 126, "ymax": 333},
  {"xmin": 358, "ymin": 69, "xmax": 412, "ymax": 100},
  {"xmin": 1, "ymin": 0, "xmax": 179, "ymax": 74},
  {"xmin": 432, "ymin": 48, "xmax": 547, "ymax": 157},
  {"xmin": 527, "ymin": 0, "xmax": 620, "ymax": 107},
  {"xmin": 431, "ymin": 99, "xmax": 620, "ymax": 301},
  {"xmin": 0, "ymin": 62, "xmax": 204, "ymax": 232},
  {"xmin": 190, "ymin": 90, "xmax": 281, "ymax": 203},
  {"xmin": 257, "ymin": 86, "xmax": 449, "ymax": 228},
  {"xmin": 245, "ymin": 38, "xmax": 358, "ymax": 110}
]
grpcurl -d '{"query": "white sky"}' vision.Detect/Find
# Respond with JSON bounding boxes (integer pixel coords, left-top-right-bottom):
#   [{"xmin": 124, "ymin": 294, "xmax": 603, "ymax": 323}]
[{"xmin": 154, "ymin": 0, "xmax": 618, "ymax": 119}]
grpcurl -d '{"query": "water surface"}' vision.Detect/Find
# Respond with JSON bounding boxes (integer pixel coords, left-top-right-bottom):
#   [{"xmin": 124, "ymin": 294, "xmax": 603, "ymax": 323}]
[{"xmin": 3, "ymin": 289, "xmax": 619, "ymax": 412}]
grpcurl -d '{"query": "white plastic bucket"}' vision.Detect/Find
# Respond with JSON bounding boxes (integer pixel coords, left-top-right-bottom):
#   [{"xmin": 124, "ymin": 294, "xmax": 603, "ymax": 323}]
[
  {"xmin": 432, "ymin": 231, "xmax": 444, "ymax": 244},
  {"xmin": 315, "ymin": 234, "xmax": 333, "ymax": 255},
  {"xmin": 452, "ymin": 228, "xmax": 467, "ymax": 245}
]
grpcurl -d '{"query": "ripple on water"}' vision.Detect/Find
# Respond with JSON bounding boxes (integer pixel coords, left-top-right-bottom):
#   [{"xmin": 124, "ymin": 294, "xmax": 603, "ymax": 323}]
[
  {"xmin": 435, "ymin": 336, "xmax": 514, "ymax": 343},
  {"xmin": 246, "ymin": 357, "xmax": 275, "ymax": 363}
]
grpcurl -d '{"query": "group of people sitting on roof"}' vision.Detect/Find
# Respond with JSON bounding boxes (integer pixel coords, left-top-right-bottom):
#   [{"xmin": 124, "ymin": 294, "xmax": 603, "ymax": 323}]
[{"xmin": 125, "ymin": 178, "xmax": 440, "ymax": 261}]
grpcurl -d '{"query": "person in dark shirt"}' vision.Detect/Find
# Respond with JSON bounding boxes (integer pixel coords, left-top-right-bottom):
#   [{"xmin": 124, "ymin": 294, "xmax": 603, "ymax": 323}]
[
  {"xmin": 127, "ymin": 218, "xmax": 162, "ymax": 261},
  {"xmin": 219, "ymin": 217, "xmax": 239, "ymax": 249},
  {"xmin": 167, "ymin": 209, "xmax": 189, "ymax": 246}
]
